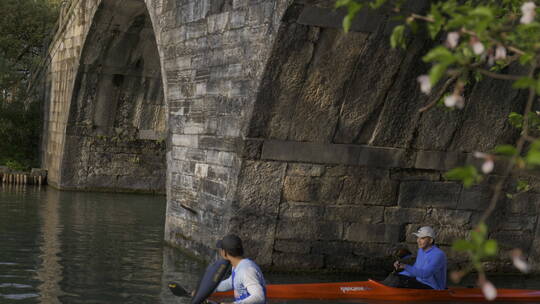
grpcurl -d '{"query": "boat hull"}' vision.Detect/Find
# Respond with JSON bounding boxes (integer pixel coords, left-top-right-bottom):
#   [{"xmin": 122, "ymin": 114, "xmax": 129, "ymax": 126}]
[{"xmin": 212, "ymin": 279, "xmax": 540, "ymax": 301}]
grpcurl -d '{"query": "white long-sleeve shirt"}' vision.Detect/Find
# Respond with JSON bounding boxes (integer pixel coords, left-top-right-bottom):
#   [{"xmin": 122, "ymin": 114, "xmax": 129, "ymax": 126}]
[{"xmin": 215, "ymin": 259, "xmax": 266, "ymax": 304}]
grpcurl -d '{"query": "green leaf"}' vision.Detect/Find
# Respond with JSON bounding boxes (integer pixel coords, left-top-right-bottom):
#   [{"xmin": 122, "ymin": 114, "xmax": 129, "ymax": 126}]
[
  {"xmin": 369, "ymin": 0, "xmax": 387, "ymax": 9},
  {"xmin": 483, "ymin": 239, "xmax": 498, "ymax": 256},
  {"xmin": 526, "ymin": 149, "xmax": 540, "ymax": 166},
  {"xmin": 390, "ymin": 25, "xmax": 406, "ymax": 49},
  {"xmin": 476, "ymin": 222, "xmax": 488, "ymax": 236},
  {"xmin": 520, "ymin": 53, "xmax": 534, "ymax": 65},
  {"xmin": 517, "ymin": 180, "xmax": 531, "ymax": 192},
  {"xmin": 428, "ymin": 64, "xmax": 448, "ymax": 87},
  {"xmin": 444, "ymin": 165, "xmax": 481, "ymax": 188},
  {"xmin": 452, "ymin": 239, "xmax": 474, "ymax": 251},
  {"xmin": 492, "ymin": 144, "xmax": 517, "ymax": 156},
  {"xmin": 423, "ymin": 46, "xmax": 456, "ymax": 64},
  {"xmin": 335, "ymin": 0, "xmax": 350, "ymax": 8},
  {"xmin": 508, "ymin": 112, "xmax": 524, "ymax": 129},
  {"xmin": 513, "ymin": 77, "xmax": 535, "ymax": 89}
]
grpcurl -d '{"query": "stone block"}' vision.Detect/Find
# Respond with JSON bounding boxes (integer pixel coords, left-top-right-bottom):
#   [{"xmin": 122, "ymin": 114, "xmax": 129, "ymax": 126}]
[
  {"xmin": 345, "ymin": 223, "xmax": 401, "ymax": 243},
  {"xmin": 207, "ymin": 12, "xmax": 229, "ymax": 33},
  {"xmin": 297, "ymin": 6, "xmax": 385, "ymax": 33},
  {"xmin": 272, "ymin": 252, "xmax": 324, "ymax": 269},
  {"xmin": 498, "ymin": 215, "xmax": 536, "ymax": 231},
  {"xmin": 352, "ymin": 243, "xmax": 393, "ymax": 257},
  {"xmin": 276, "ymin": 220, "xmax": 343, "ymax": 240},
  {"xmin": 390, "ymin": 169, "xmax": 440, "ymax": 181},
  {"xmin": 279, "ymin": 202, "xmax": 323, "ymax": 219},
  {"xmin": 491, "ymin": 230, "xmax": 534, "ymax": 251},
  {"xmin": 384, "ymin": 207, "xmax": 426, "ymax": 224},
  {"xmin": 240, "ymin": 138, "xmax": 263, "ymax": 160},
  {"xmin": 311, "ymin": 241, "xmax": 353, "ymax": 256},
  {"xmin": 236, "ymin": 161, "xmax": 285, "ymax": 208},
  {"xmin": 283, "ymin": 176, "xmax": 316, "ymax": 202},
  {"xmin": 172, "ymin": 134, "xmax": 199, "ymax": 147},
  {"xmin": 507, "ymin": 193, "xmax": 540, "ymax": 214},
  {"xmin": 414, "ymin": 150, "xmax": 467, "ymax": 171},
  {"xmin": 424, "ymin": 208, "xmax": 472, "ymax": 226},
  {"xmin": 324, "ymin": 205, "xmax": 384, "ymax": 223},
  {"xmin": 286, "ymin": 163, "xmax": 325, "ymax": 177},
  {"xmin": 317, "ymin": 177, "xmax": 344, "ymax": 202},
  {"xmin": 398, "ymin": 181, "xmax": 460, "ymax": 209},
  {"xmin": 202, "ymin": 179, "xmax": 227, "ymax": 198},
  {"xmin": 337, "ymin": 174, "xmax": 398, "ymax": 206},
  {"xmin": 325, "ymin": 254, "xmax": 364, "ymax": 270},
  {"xmin": 458, "ymin": 184, "xmax": 495, "ymax": 211},
  {"xmin": 230, "ymin": 10, "xmax": 247, "ymax": 28},
  {"xmin": 274, "ymin": 239, "xmax": 310, "ymax": 254},
  {"xmin": 324, "ymin": 165, "xmax": 348, "ymax": 177}
]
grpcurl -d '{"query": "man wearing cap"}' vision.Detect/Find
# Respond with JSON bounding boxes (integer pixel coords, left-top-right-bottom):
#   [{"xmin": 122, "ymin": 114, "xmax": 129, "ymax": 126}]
[
  {"xmin": 214, "ymin": 234, "xmax": 266, "ymax": 304},
  {"xmin": 382, "ymin": 226, "xmax": 447, "ymax": 290}
]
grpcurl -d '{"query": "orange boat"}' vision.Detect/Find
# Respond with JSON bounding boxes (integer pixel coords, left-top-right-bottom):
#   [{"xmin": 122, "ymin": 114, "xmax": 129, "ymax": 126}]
[{"xmin": 212, "ymin": 279, "xmax": 540, "ymax": 302}]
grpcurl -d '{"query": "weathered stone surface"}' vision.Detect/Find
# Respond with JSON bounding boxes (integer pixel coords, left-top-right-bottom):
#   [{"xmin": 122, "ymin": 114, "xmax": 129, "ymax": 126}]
[
  {"xmin": 337, "ymin": 172, "xmax": 398, "ymax": 206},
  {"xmin": 288, "ymin": 28, "xmax": 368, "ymax": 143},
  {"xmin": 232, "ymin": 161, "xmax": 286, "ymax": 265},
  {"xmin": 276, "ymin": 220, "xmax": 343, "ymax": 240},
  {"xmin": 457, "ymin": 182, "xmax": 496, "ymax": 211},
  {"xmin": 384, "ymin": 207, "xmax": 426, "ymax": 224},
  {"xmin": 398, "ymin": 181, "xmax": 461, "ymax": 209},
  {"xmin": 274, "ymin": 239, "xmax": 310, "ymax": 254},
  {"xmin": 345, "ymin": 223, "xmax": 401, "ymax": 243},
  {"xmin": 283, "ymin": 176, "xmax": 316, "ymax": 202},
  {"xmin": 414, "ymin": 150, "xmax": 467, "ymax": 171},
  {"xmin": 424, "ymin": 208, "xmax": 473, "ymax": 226},
  {"xmin": 279, "ymin": 202, "xmax": 324, "ymax": 219},
  {"xmin": 286, "ymin": 163, "xmax": 325, "ymax": 177},
  {"xmin": 491, "ymin": 230, "xmax": 534, "ymax": 252},
  {"xmin": 272, "ymin": 252, "xmax": 324, "ymax": 269},
  {"xmin": 390, "ymin": 169, "xmax": 440, "ymax": 181},
  {"xmin": 325, "ymin": 205, "xmax": 384, "ymax": 223}
]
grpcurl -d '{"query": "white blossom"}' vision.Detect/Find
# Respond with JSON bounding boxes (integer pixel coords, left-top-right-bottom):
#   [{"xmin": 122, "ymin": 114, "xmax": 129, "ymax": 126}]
[
  {"xmin": 474, "ymin": 151, "xmax": 488, "ymax": 159},
  {"xmin": 511, "ymin": 249, "xmax": 531, "ymax": 273},
  {"xmin": 446, "ymin": 32, "xmax": 460, "ymax": 49},
  {"xmin": 417, "ymin": 75, "xmax": 432, "ymax": 94},
  {"xmin": 444, "ymin": 94, "xmax": 464, "ymax": 109},
  {"xmin": 495, "ymin": 46, "xmax": 507, "ymax": 60},
  {"xmin": 481, "ymin": 280, "xmax": 498, "ymax": 301},
  {"xmin": 482, "ymin": 160, "xmax": 494, "ymax": 174},
  {"xmin": 521, "ymin": 2, "xmax": 537, "ymax": 24},
  {"xmin": 472, "ymin": 41, "xmax": 485, "ymax": 55}
]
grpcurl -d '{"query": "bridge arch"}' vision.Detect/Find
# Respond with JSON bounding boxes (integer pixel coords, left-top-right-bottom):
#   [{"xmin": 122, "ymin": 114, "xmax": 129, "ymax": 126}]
[{"xmin": 62, "ymin": 0, "xmax": 166, "ymax": 192}]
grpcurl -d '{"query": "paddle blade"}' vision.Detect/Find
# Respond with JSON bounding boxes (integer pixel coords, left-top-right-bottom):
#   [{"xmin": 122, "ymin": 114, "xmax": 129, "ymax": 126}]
[{"xmin": 168, "ymin": 281, "xmax": 190, "ymax": 297}]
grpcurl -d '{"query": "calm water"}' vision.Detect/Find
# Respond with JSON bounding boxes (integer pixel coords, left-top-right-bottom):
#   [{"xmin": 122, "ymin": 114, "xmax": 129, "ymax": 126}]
[{"xmin": 1, "ymin": 185, "xmax": 540, "ymax": 304}]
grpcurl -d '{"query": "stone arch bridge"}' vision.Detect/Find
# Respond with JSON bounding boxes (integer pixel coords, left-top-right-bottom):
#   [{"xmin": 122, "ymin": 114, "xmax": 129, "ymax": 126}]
[{"xmin": 39, "ymin": 0, "xmax": 540, "ymax": 271}]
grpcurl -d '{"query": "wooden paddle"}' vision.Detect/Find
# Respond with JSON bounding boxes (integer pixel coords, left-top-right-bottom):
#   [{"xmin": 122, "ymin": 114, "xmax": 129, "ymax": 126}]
[{"xmin": 168, "ymin": 281, "xmax": 219, "ymax": 304}]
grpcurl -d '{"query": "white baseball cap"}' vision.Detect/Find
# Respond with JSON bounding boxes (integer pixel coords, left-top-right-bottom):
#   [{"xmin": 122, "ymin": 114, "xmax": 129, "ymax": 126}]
[{"xmin": 413, "ymin": 226, "xmax": 435, "ymax": 239}]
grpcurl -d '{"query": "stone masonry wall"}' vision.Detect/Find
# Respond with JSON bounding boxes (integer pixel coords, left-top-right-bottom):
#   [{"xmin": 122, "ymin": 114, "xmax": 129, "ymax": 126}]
[
  {"xmin": 42, "ymin": 0, "xmax": 540, "ymax": 273},
  {"xmin": 229, "ymin": 1, "xmax": 540, "ymax": 272}
]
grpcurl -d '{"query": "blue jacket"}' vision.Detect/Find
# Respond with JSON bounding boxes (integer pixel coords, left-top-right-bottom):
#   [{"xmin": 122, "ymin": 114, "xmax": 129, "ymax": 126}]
[{"xmin": 400, "ymin": 245, "xmax": 447, "ymax": 290}]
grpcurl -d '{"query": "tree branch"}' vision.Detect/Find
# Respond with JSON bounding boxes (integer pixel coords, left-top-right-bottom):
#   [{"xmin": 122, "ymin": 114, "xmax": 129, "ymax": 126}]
[
  {"xmin": 478, "ymin": 64, "xmax": 537, "ymax": 224},
  {"xmin": 419, "ymin": 76, "xmax": 458, "ymax": 113},
  {"xmin": 476, "ymin": 68, "xmax": 522, "ymax": 81}
]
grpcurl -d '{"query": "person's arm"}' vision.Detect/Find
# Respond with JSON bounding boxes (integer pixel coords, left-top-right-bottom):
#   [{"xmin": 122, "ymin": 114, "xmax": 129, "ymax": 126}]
[
  {"xmin": 215, "ymin": 275, "xmax": 233, "ymax": 292},
  {"xmin": 403, "ymin": 251, "xmax": 445, "ymax": 280},
  {"xmin": 233, "ymin": 268, "xmax": 265, "ymax": 304}
]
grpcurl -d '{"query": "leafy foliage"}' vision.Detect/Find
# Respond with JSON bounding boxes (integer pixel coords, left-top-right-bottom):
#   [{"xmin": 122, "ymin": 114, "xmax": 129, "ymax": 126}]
[{"xmin": 0, "ymin": 0, "xmax": 59, "ymax": 169}]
